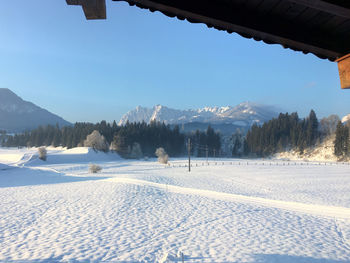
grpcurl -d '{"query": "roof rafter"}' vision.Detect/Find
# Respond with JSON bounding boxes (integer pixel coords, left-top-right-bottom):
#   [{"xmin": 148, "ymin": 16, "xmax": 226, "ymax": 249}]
[
  {"xmin": 113, "ymin": 0, "xmax": 350, "ymax": 61},
  {"xmin": 288, "ymin": 0, "xmax": 350, "ymax": 18}
]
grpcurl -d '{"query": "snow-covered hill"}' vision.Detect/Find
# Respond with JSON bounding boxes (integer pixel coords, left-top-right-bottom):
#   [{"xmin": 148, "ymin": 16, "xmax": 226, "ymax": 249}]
[
  {"xmin": 119, "ymin": 102, "xmax": 279, "ymax": 127},
  {"xmin": 1, "ymin": 147, "xmax": 350, "ymax": 262},
  {"xmin": 275, "ymin": 135, "xmax": 340, "ymax": 162},
  {"xmin": 0, "ymin": 88, "xmax": 71, "ymax": 132}
]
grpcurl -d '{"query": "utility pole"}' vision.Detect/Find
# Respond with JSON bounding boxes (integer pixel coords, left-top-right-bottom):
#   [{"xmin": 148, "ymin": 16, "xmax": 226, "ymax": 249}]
[{"xmin": 188, "ymin": 138, "xmax": 191, "ymax": 172}]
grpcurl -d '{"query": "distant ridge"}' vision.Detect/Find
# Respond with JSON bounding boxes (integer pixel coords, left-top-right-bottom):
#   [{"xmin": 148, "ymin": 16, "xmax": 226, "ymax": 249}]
[
  {"xmin": 0, "ymin": 88, "xmax": 71, "ymax": 132},
  {"xmin": 119, "ymin": 102, "xmax": 279, "ymax": 128}
]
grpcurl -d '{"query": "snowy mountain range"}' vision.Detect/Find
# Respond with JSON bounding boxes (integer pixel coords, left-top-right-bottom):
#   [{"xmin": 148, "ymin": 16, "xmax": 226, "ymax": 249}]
[
  {"xmin": 0, "ymin": 88, "xmax": 71, "ymax": 132},
  {"xmin": 119, "ymin": 102, "xmax": 279, "ymax": 127}
]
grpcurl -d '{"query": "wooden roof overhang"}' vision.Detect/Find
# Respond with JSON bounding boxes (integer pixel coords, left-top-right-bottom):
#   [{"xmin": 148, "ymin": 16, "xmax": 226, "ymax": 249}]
[{"xmin": 66, "ymin": 0, "xmax": 350, "ymax": 89}]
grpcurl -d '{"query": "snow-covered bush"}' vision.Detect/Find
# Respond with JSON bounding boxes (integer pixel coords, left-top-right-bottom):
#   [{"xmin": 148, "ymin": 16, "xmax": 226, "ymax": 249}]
[
  {"xmin": 129, "ymin": 142, "xmax": 143, "ymax": 159},
  {"xmin": 89, "ymin": 164, "xmax": 102, "ymax": 173},
  {"xmin": 38, "ymin": 147, "xmax": 47, "ymax": 161},
  {"xmin": 155, "ymin": 147, "xmax": 168, "ymax": 164},
  {"xmin": 84, "ymin": 130, "xmax": 109, "ymax": 152}
]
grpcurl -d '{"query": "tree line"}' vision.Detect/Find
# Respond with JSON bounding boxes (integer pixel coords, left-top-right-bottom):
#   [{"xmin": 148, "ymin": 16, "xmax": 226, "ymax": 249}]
[
  {"xmin": 244, "ymin": 110, "xmax": 319, "ymax": 157},
  {"xmin": 3, "ymin": 110, "xmax": 349, "ymax": 160},
  {"xmin": 2, "ymin": 119, "xmax": 223, "ymax": 159},
  {"xmin": 3, "ymin": 121, "xmax": 186, "ymax": 157},
  {"xmin": 111, "ymin": 121, "xmax": 185, "ymax": 157},
  {"xmin": 241, "ymin": 110, "xmax": 349, "ymax": 159},
  {"xmin": 4, "ymin": 121, "xmax": 115, "ymax": 149},
  {"xmin": 188, "ymin": 126, "xmax": 222, "ymax": 157}
]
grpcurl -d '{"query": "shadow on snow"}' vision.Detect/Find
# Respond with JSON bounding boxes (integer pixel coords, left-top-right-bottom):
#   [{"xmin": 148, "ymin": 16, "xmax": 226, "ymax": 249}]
[
  {"xmin": 2, "ymin": 254, "xmax": 348, "ymax": 263},
  {"xmin": 0, "ymin": 166, "xmax": 109, "ymax": 188}
]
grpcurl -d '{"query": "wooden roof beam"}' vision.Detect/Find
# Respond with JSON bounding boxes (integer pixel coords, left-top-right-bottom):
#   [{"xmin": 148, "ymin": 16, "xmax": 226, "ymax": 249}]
[
  {"xmin": 288, "ymin": 0, "xmax": 350, "ymax": 18},
  {"xmin": 66, "ymin": 0, "xmax": 106, "ymax": 19},
  {"xmin": 115, "ymin": 0, "xmax": 345, "ymax": 60},
  {"xmin": 337, "ymin": 54, "xmax": 350, "ymax": 89}
]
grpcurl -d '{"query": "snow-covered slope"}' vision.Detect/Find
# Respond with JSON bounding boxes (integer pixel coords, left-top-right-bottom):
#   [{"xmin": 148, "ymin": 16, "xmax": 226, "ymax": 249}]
[
  {"xmin": 275, "ymin": 135, "xmax": 345, "ymax": 162},
  {"xmin": 0, "ymin": 88, "xmax": 71, "ymax": 132},
  {"xmin": 0, "ymin": 163, "xmax": 12, "ymax": 170},
  {"xmin": 119, "ymin": 102, "xmax": 279, "ymax": 127},
  {"xmin": 0, "ymin": 147, "xmax": 120, "ymax": 167},
  {"xmin": 1, "ymin": 148, "xmax": 350, "ymax": 262}
]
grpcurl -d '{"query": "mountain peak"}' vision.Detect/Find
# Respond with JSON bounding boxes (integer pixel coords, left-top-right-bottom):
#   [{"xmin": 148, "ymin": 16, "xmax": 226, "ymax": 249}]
[
  {"xmin": 0, "ymin": 88, "xmax": 15, "ymax": 94},
  {"xmin": 0, "ymin": 89, "xmax": 71, "ymax": 132},
  {"xmin": 0, "ymin": 88, "xmax": 24, "ymax": 102},
  {"xmin": 119, "ymin": 103, "xmax": 279, "ymax": 127},
  {"xmin": 0, "ymin": 88, "xmax": 16, "ymax": 94},
  {"xmin": 0, "ymin": 88, "xmax": 37, "ymax": 114}
]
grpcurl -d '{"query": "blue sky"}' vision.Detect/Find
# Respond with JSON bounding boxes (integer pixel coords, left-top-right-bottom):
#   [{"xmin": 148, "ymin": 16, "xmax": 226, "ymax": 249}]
[{"xmin": 0, "ymin": 1, "xmax": 349, "ymax": 123}]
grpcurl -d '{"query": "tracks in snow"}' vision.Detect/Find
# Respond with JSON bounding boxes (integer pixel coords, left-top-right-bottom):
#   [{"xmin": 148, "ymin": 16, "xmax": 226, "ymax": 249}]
[
  {"xmin": 14, "ymin": 153, "xmax": 36, "ymax": 167},
  {"xmin": 106, "ymin": 177, "xmax": 350, "ymax": 220},
  {"xmin": 334, "ymin": 219, "xmax": 350, "ymax": 251}
]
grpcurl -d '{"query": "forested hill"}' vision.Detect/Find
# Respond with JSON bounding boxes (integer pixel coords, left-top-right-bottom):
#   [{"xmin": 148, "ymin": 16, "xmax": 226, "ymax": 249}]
[{"xmin": 244, "ymin": 110, "xmax": 350, "ymax": 159}]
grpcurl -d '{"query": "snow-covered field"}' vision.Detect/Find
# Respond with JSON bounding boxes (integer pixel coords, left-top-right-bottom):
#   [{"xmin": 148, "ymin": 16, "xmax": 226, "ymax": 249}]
[{"xmin": 1, "ymin": 147, "xmax": 350, "ymax": 263}]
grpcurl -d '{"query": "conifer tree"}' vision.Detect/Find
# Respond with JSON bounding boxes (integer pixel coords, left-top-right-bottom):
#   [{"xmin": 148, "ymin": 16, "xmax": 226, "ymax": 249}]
[
  {"xmin": 334, "ymin": 121, "xmax": 344, "ymax": 157},
  {"xmin": 305, "ymin": 110, "xmax": 318, "ymax": 147}
]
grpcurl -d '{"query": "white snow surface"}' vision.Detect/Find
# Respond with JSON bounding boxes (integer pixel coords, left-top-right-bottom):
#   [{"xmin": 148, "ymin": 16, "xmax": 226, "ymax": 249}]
[
  {"xmin": 1, "ymin": 147, "xmax": 350, "ymax": 262},
  {"xmin": 342, "ymin": 114, "xmax": 350, "ymax": 123},
  {"xmin": 276, "ymin": 135, "xmax": 350, "ymax": 163},
  {"xmin": 275, "ymin": 136, "xmax": 341, "ymax": 163}
]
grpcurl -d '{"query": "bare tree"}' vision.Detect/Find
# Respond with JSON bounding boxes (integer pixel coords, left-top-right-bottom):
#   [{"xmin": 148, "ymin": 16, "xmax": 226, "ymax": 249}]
[
  {"xmin": 320, "ymin": 115, "xmax": 340, "ymax": 137},
  {"xmin": 38, "ymin": 147, "xmax": 47, "ymax": 161},
  {"xmin": 89, "ymin": 164, "xmax": 102, "ymax": 173},
  {"xmin": 84, "ymin": 130, "xmax": 109, "ymax": 152},
  {"xmin": 155, "ymin": 147, "xmax": 169, "ymax": 164}
]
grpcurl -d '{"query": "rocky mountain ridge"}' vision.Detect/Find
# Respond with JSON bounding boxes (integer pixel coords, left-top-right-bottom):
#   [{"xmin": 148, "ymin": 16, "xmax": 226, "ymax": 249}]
[{"xmin": 119, "ymin": 102, "xmax": 279, "ymax": 128}]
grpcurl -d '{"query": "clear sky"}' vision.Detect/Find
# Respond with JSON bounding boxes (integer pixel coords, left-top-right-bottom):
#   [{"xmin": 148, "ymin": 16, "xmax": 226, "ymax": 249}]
[{"xmin": 0, "ymin": 1, "xmax": 349, "ymax": 123}]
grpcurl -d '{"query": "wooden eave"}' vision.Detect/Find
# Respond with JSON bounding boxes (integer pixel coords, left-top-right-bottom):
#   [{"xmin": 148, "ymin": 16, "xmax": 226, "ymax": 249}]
[{"xmin": 112, "ymin": 0, "xmax": 350, "ymax": 62}]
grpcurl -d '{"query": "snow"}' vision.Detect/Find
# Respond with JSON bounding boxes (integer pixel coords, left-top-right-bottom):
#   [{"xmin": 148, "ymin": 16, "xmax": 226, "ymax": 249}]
[
  {"xmin": 276, "ymin": 136, "xmax": 343, "ymax": 163},
  {"xmin": 118, "ymin": 103, "xmax": 278, "ymax": 126},
  {"xmin": 342, "ymin": 114, "xmax": 350, "ymax": 123},
  {"xmin": 1, "ymin": 147, "xmax": 350, "ymax": 262},
  {"xmin": 0, "ymin": 163, "xmax": 12, "ymax": 170}
]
